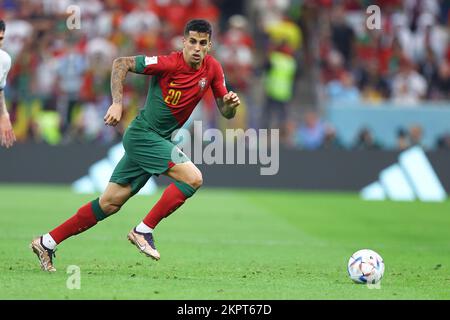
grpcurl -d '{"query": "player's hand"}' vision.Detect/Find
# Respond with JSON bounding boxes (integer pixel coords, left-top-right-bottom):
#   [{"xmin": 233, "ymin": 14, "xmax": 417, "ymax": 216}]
[
  {"xmin": 223, "ymin": 91, "xmax": 240, "ymax": 109},
  {"xmin": 0, "ymin": 113, "xmax": 16, "ymax": 148},
  {"xmin": 104, "ymin": 103, "xmax": 123, "ymax": 127}
]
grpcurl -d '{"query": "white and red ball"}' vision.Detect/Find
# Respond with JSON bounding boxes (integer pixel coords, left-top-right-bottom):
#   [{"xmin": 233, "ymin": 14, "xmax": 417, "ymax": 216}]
[{"xmin": 347, "ymin": 249, "xmax": 385, "ymax": 284}]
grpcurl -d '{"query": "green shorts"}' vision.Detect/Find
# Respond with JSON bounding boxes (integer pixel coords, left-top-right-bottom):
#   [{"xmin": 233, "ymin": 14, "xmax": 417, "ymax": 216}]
[{"xmin": 110, "ymin": 118, "xmax": 190, "ymax": 195}]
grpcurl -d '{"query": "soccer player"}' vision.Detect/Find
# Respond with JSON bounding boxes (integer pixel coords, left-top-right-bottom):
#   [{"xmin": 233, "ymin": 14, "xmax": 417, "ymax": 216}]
[
  {"xmin": 0, "ymin": 20, "xmax": 16, "ymax": 149},
  {"xmin": 31, "ymin": 19, "xmax": 240, "ymax": 272}
]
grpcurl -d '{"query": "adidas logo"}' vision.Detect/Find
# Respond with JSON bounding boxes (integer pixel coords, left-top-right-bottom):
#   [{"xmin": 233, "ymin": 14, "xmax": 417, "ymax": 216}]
[
  {"xmin": 360, "ymin": 146, "xmax": 447, "ymax": 202},
  {"xmin": 71, "ymin": 143, "xmax": 157, "ymax": 196}
]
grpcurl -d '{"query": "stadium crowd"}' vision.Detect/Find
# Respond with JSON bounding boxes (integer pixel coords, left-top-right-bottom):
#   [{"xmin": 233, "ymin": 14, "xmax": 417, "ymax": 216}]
[
  {"xmin": 317, "ymin": 0, "xmax": 450, "ymax": 104},
  {"xmin": 0, "ymin": 0, "xmax": 449, "ymax": 150},
  {"xmin": 287, "ymin": 0, "xmax": 450, "ymax": 151},
  {"xmin": 2, "ymin": 0, "xmax": 243, "ymax": 145}
]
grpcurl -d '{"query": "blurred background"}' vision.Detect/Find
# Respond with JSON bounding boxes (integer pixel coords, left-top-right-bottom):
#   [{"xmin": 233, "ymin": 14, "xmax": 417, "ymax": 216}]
[
  {"xmin": 0, "ymin": 0, "xmax": 449, "ymax": 192},
  {"xmin": 1, "ymin": 1, "xmax": 449, "ymax": 301}
]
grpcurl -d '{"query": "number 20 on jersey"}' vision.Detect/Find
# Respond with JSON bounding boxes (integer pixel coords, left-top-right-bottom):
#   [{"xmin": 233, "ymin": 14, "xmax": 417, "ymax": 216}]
[{"xmin": 164, "ymin": 89, "xmax": 182, "ymax": 105}]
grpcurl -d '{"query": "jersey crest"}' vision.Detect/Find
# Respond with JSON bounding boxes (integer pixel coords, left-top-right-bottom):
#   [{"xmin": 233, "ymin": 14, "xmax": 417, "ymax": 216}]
[{"xmin": 198, "ymin": 77, "xmax": 208, "ymax": 90}]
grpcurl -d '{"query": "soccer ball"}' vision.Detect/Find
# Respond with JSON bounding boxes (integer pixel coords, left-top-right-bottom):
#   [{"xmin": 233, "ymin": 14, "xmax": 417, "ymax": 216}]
[{"xmin": 347, "ymin": 249, "xmax": 384, "ymax": 284}]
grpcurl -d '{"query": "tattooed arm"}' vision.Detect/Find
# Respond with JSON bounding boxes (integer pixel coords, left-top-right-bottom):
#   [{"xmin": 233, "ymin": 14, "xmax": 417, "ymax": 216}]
[
  {"xmin": 0, "ymin": 89, "xmax": 16, "ymax": 148},
  {"xmin": 104, "ymin": 56, "xmax": 140, "ymax": 127}
]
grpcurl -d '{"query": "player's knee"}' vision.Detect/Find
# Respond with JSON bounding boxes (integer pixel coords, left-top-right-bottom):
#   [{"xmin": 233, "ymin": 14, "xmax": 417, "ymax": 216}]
[
  {"xmin": 99, "ymin": 197, "xmax": 123, "ymax": 215},
  {"xmin": 105, "ymin": 204, "xmax": 122, "ymax": 215},
  {"xmin": 187, "ymin": 172, "xmax": 203, "ymax": 189},
  {"xmin": 100, "ymin": 202, "xmax": 122, "ymax": 216}
]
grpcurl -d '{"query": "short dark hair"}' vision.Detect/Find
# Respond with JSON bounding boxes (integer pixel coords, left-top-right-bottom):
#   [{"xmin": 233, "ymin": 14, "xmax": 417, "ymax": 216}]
[
  {"xmin": 184, "ymin": 19, "xmax": 212, "ymax": 39},
  {"xmin": 0, "ymin": 20, "xmax": 5, "ymax": 32}
]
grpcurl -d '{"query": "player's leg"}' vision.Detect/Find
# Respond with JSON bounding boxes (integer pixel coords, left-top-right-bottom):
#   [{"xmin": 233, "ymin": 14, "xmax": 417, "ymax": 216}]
[
  {"xmin": 142, "ymin": 161, "xmax": 202, "ymax": 228},
  {"xmin": 99, "ymin": 182, "xmax": 133, "ymax": 215},
  {"xmin": 128, "ymin": 161, "xmax": 202, "ymax": 260},
  {"xmin": 118, "ymin": 125, "xmax": 201, "ymax": 260},
  {"xmin": 30, "ymin": 182, "xmax": 133, "ymax": 272},
  {"xmin": 30, "ymin": 149, "xmax": 148, "ymax": 272},
  {"xmin": 125, "ymin": 125, "xmax": 202, "ymax": 259},
  {"xmin": 46, "ymin": 182, "xmax": 132, "ymax": 245}
]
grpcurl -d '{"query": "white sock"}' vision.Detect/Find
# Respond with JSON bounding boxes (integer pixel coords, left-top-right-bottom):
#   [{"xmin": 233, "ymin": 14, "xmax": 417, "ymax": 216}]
[
  {"xmin": 42, "ymin": 233, "xmax": 57, "ymax": 250},
  {"xmin": 135, "ymin": 222, "xmax": 153, "ymax": 234}
]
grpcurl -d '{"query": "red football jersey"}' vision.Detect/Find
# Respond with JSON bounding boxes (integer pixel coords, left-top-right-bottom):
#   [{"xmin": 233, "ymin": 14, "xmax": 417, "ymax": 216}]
[{"xmin": 134, "ymin": 52, "xmax": 228, "ymax": 139}]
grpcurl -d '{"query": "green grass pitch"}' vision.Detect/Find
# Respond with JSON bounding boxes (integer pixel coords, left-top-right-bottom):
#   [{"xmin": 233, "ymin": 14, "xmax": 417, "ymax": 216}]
[{"xmin": 0, "ymin": 184, "xmax": 449, "ymax": 300}]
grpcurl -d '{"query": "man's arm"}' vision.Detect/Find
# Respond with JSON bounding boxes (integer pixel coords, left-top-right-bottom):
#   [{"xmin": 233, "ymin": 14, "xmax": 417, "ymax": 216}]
[
  {"xmin": 110, "ymin": 56, "xmax": 140, "ymax": 105},
  {"xmin": 0, "ymin": 89, "xmax": 16, "ymax": 148},
  {"xmin": 104, "ymin": 56, "xmax": 139, "ymax": 126},
  {"xmin": 215, "ymin": 91, "xmax": 240, "ymax": 119},
  {"xmin": 0, "ymin": 90, "xmax": 6, "ymax": 115}
]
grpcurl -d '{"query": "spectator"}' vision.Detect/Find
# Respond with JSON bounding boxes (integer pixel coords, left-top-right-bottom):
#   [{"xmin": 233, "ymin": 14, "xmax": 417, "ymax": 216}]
[
  {"xmin": 156, "ymin": 0, "xmax": 193, "ymax": 35},
  {"xmin": 396, "ymin": 125, "xmax": 425, "ymax": 150},
  {"xmin": 397, "ymin": 128, "xmax": 410, "ymax": 150},
  {"xmin": 295, "ymin": 110, "xmax": 326, "ymax": 150},
  {"xmin": 121, "ymin": 1, "xmax": 160, "ymax": 36},
  {"xmin": 55, "ymin": 39, "xmax": 87, "ymax": 138},
  {"xmin": 408, "ymin": 124, "xmax": 424, "ymax": 148},
  {"xmin": 353, "ymin": 128, "xmax": 381, "ymax": 150},
  {"xmin": 261, "ymin": 41, "xmax": 297, "ymax": 130},
  {"xmin": 436, "ymin": 60, "xmax": 450, "ymax": 100},
  {"xmin": 33, "ymin": 42, "xmax": 59, "ymax": 110},
  {"xmin": 330, "ymin": 4, "xmax": 355, "ymax": 68},
  {"xmin": 191, "ymin": 0, "xmax": 220, "ymax": 28},
  {"xmin": 282, "ymin": 119, "xmax": 298, "ymax": 148},
  {"xmin": 436, "ymin": 132, "xmax": 450, "ymax": 150},
  {"xmin": 391, "ymin": 56, "xmax": 427, "ymax": 105},
  {"xmin": 419, "ymin": 46, "xmax": 440, "ymax": 99},
  {"xmin": 85, "ymin": 37, "xmax": 118, "ymax": 70},
  {"xmin": 321, "ymin": 49, "xmax": 347, "ymax": 84},
  {"xmin": 121, "ymin": 0, "xmax": 161, "ymax": 52},
  {"xmin": 326, "ymin": 71, "xmax": 361, "ymax": 103},
  {"xmin": 218, "ymin": 15, "xmax": 255, "ymax": 128},
  {"xmin": 412, "ymin": 12, "xmax": 448, "ymax": 63},
  {"xmin": 357, "ymin": 60, "xmax": 390, "ymax": 103},
  {"xmin": 321, "ymin": 124, "xmax": 343, "ymax": 150},
  {"xmin": 8, "ymin": 36, "xmax": 36, "ymax": 103},
  {"xmin": 1, "ymin": 10, "xmax": 33, "ymax": 58},
  {"xmin": 265, "ymin": 14, "xmax": 302, "ymax": 53},
  {"xmin": 387, "ymin": 36, "xmax": 405, "ymax": 78}
]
